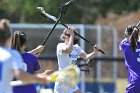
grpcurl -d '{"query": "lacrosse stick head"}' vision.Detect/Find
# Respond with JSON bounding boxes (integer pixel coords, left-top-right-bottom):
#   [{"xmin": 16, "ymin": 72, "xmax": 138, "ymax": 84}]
[
  {"xmin": 37, "ymin": 7, "xmax": 45, "ymax": 13},
  {"xmin": 37, "ymin": 7, "xmax": 58, "ymax": 22}
]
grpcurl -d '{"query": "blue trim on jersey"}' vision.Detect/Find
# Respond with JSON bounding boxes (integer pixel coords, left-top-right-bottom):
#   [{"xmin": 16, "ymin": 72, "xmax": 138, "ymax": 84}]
[{"xmin": 69, "ymin": 54, "xmax": 78, "ymax": 58}]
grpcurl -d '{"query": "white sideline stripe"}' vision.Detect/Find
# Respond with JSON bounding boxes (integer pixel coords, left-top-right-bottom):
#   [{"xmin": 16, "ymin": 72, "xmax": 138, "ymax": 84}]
[{"xmin": 10, "ymin": 80, "xmax": 30, "ymax": 86}]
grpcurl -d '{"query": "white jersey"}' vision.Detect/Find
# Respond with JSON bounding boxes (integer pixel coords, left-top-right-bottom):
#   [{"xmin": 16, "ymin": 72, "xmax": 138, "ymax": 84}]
[
  {"xmin": 0, "ymin": 47, "xmax": 24, "ymax": 93},
  {"xmin": 55, "ymin": 43, "xmax": 84, "ymax": 93},
  {"xmin": 57, "ymin": 43, "xmax": 85, "ymax": 70}
]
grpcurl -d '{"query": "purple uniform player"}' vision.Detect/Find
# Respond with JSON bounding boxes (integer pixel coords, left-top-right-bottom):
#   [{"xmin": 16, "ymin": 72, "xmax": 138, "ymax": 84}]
[
  {"xmin": 120, "ymin": 25, "xmax": 140, "ymax": 93},
  {"xmin": 13, "ymin": 53, "xmax": 40, "ymax": 93},
  {"xmin": 11, "ymin": 31, "xmax": 41, "ymax": 93}
]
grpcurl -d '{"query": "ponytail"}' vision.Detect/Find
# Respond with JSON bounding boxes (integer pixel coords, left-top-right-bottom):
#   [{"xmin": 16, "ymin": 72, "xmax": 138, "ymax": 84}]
[
  {"xmin": 129, "ymin": 26, "xmax": 139, "ymax": 52},
  {"xmin": 11, "ymin": 31, "xmax": 21, "ymax": 52},
  {"xmin": 11, "ymin": 31, "xmax": 27, "ymax": 52}
]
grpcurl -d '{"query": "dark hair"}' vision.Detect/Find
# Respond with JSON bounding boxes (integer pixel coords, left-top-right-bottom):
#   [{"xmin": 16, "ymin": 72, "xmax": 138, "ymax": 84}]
[
  {"xmin": 0, "ymin": 19, "xmax": 11, "ymax": 44},
  {"xmin": 11, "ymin": 31, "xmax": 28, "ymax": 52},
  {"xmin": 125, "ymin": 25, "xmax": 139, "ymax": 52}
]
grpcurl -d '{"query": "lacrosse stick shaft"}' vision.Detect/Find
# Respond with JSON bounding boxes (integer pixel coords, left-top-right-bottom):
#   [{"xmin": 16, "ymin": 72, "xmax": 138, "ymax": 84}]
[
  {"xmin": 35, "ymin": 12, "xmax": 63, "ymax": 56},
  {"xmin": 34, "ymin": 14, "xmax": 62, "ymax": 55},
  {"xmin": 60, "ymin": 22, "xmax": 105, "ymax": 54},
  {"xmin": 61, "ymin": 23, "xmax": 91, "ymax": 43},
  {"xmin": 37, "ymin": 7, "xmax": 105, "ymax": 54},
  {"xmin": 42, "ymin": 16, "xmax": 62, "ymax": 45}
]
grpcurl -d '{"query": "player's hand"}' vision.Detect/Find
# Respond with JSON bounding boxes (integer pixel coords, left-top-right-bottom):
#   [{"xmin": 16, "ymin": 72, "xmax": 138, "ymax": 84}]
[
  {"xmin": 67, "ymin": 27, "xmax": 76, "ymax": 37},
  {"xmin": 34, "ymin": 45, "xmax": 45, "ymax": 57},
  {"xmin": 43, "ymin": 70, "xmax": 54, "ymax": 75},
  {"xmin": 36, "ymin": 45, "xmax": 45, "ymax": 52},
  {"xmin": 93, "ymin": 44, "xmax": 100, "ymax": 54}
]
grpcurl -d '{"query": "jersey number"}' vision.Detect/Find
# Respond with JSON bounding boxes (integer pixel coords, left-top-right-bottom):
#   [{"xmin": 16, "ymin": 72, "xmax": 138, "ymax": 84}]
[
  {"xmin": 136, "ymin": 49, "xmax": 140, "ymax": 63},
  {"xmin": 0, "ymin": 62, "xmax": 3, "ymax": 80}
]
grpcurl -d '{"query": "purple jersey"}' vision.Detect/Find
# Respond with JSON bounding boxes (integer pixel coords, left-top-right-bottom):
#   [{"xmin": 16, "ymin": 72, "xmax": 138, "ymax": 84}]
[
  {"xmin": 120, "ymin": 38, "xmax": 140, "ymax": 93},
  {"xmin": 13, "ymin": 52, "xmax": 40, "ymax": 93}
]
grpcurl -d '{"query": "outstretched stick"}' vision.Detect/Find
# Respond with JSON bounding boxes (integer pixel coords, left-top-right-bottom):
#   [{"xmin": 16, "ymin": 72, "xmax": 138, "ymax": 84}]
[
  {"xmin": 35, "ymin": 5, "xmax": 69, "ymax": 55},
  {"xmin": 37, "ymin": 7, "xmax": 105, "ymax": 55}
]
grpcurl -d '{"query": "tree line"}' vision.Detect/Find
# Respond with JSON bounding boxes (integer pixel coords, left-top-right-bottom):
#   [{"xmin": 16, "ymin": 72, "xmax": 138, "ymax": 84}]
[{"xmin": 0, "ymin": 0, "xmax": 139, "ymax": 23}]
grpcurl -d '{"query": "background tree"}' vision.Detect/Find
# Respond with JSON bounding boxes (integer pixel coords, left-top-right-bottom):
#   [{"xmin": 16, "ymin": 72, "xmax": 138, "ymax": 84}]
[{"xmin": 0, "ymin": 0, "xmax": 139, "ymax": 23}]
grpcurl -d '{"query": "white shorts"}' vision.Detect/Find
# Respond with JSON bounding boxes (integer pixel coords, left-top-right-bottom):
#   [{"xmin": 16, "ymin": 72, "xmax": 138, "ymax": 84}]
[{"xmin": 54, "ymin": 81, "xmax": 79, "ymax": 93}]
